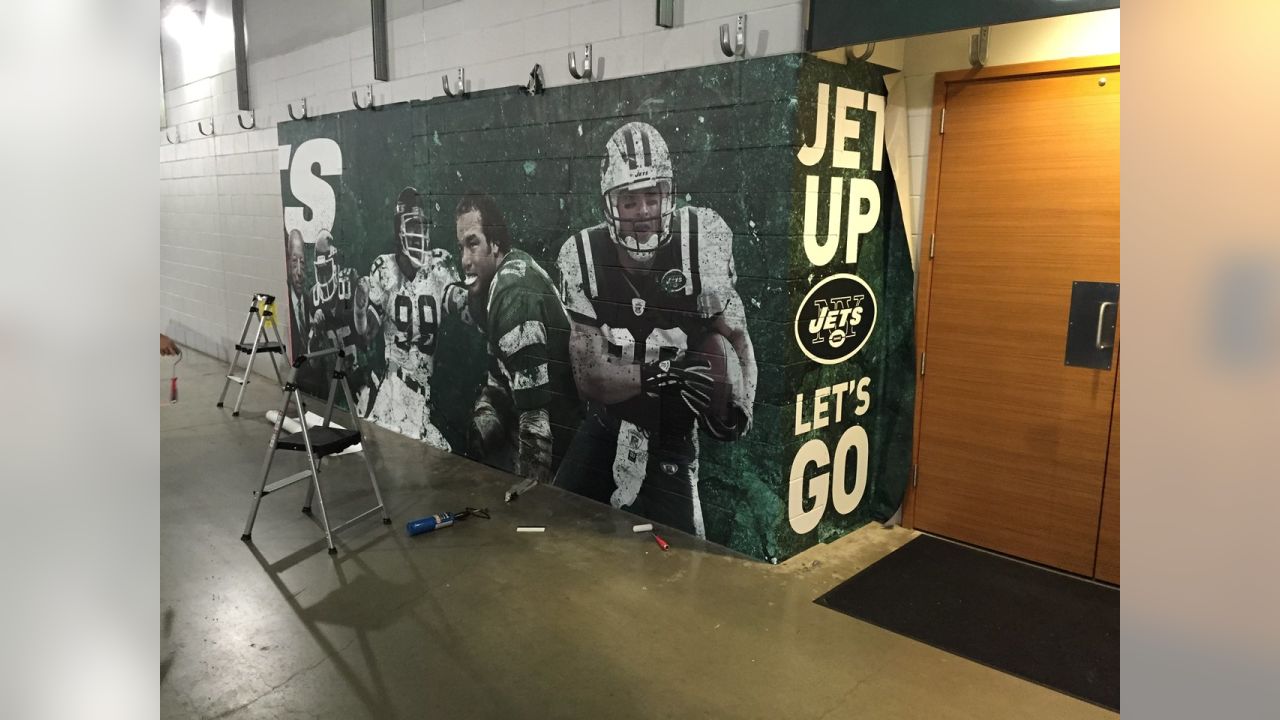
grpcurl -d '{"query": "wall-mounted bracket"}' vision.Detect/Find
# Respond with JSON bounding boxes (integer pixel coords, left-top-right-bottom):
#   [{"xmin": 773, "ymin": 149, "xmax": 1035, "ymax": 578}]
[
  {"xmin": 969, "ymin": 26, "xmax": 990, "ymax": 68},
  {"xmin": 198, "ymin": 118, "xmax": 215, "ymax": 137},
  {"xmin": 287, "ymin": 99, "xmax": 308, "ymax": 121},
  {"xmin": 720, "ymin": 14, "xmax": 746, "ymax": 57},
  {"xmin": 442, "ymin": 68, "xmax": 466, "ymax": 98},
  {"xmin": 846, "ymin": 42, "xmax": 876, "ymax": 62},
  {"xmin": 569, "ymin": 44, "xmax": 592, "ymax": 80},
  {"xmin": 237, "ymin": 110, "xmax": 255, "ymax": 129},
  {"xmin": 352, "ymin": 85, "xmax": 376, "ymax": 110}
]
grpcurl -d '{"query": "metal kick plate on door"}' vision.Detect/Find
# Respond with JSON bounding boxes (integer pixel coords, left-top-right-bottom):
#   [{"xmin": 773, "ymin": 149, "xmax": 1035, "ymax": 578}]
[{"xmin": 1064, "ymin": 281, "xmax": 1119, "ymax": 370}]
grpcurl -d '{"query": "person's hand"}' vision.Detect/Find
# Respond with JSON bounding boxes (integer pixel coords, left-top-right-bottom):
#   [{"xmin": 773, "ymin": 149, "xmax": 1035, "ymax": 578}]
[
  {"xmin": 640, "ymin": 356, "xmax": 713, "ymax": 415},
  {"xmin": 160, "ymin": 334, "xmax": 180, "ymax": 356},
  {"xmin": 311, "ymin": 307, "xmax": 326, "ymax": 327}
]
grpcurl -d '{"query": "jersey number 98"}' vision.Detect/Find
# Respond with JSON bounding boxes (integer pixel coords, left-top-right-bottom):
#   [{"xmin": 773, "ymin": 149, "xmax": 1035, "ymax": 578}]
[{"xmin": 392, "ymin": 294, "xmax": 437, "ymax": 353}]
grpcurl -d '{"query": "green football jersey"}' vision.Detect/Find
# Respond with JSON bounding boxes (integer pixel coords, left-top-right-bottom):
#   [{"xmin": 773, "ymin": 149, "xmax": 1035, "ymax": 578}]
[{"xmin": 483, "ymin": 249, "xmax": 580, "ymax": 461}]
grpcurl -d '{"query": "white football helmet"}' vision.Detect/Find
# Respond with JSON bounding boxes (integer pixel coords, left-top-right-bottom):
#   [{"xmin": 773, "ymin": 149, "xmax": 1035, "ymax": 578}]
[
  {"xmin": 313, "ymin": 229, "xmax": 339, "ymax": 304},
  {"xmin": 395, "ymin": 186, "xmax": 430, "ymax": 269},
  {"xmin": 600, "ymin": 121, "xmax": 676, "ymax": 258}
]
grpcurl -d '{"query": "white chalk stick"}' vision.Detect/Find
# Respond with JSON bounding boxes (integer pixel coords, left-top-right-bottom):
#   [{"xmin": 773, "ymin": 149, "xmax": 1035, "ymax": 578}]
[
  {"xmin": 632, "ymin": 523, "xmax": 654, "ymax": 533},
  {"xmin": 516, "ymin": 526, "xmax": 546, "ymax": 533}
]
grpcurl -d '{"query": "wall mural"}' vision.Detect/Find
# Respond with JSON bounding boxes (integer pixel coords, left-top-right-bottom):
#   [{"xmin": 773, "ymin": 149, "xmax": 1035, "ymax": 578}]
[{"xmin": 276, "ymin": 54, "xmax": 914, "ymax": 562}]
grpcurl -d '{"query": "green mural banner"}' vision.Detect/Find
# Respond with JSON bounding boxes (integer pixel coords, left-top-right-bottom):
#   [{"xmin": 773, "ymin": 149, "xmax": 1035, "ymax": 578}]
[{"xmin": 276, "ymin": 53, "xmax": 914, "ymax": 562}]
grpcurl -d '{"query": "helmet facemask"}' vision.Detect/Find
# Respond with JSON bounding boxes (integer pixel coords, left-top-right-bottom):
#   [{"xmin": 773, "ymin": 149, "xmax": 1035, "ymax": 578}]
[
  {"xmin": 603, "ymin": 178, "xmax": 675, "ymax": 260},
  {"xmin": 399, "ymin": 212, "xmax": 430, "ymax": 269},
  {"xmin": 313, "ymin": 244, "xmax": 338, "ymax": 304}
]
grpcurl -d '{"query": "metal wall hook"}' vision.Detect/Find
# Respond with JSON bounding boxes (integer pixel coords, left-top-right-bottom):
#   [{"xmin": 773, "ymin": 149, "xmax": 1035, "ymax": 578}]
[
  {"xmin": 237, "ymin": 111, "xmax": 256, "ymax": 130},
  {"xmin": 719, "ymin": 14, "xmax": 746, "ymax": 58},
  {"xmin": 352, "ymin": 85, "xmax": 375, "ymax": 110},
  {"xmin": 165, "ymin": 126, "xmax": 180, "ymax": 144},
  {"xmin": 523, "ymin": 63, "xmax": 545, "ymax": 96},
  {"xmin": 568, "ymin": 44, "xmax": 592, "ymax": 80},
  {"xmin": 198, "ymin": 118, "xmax": 215, "ymax": 136},
  {"xmin": 969, "ymin": 26, "xmax": 989, "ymax": 68},
  {"xmin": 846, "ymin": 42, "xmax": 876, "ymax": 62},
  {"xmin": 441, "ymin": 68, "xmax": 466, "ymax": 98},
  {"xmin": 287, "ymin": 99, "xmax": 308, "ymax": 121}
]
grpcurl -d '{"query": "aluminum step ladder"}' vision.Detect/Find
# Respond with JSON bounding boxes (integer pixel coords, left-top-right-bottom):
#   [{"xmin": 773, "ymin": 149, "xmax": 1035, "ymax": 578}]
[
  {"xmin": 241, "ymin": 336, "xmax": 390, "ymax": 555},
  {"xmin": 217, "ymin": 293, "xmax": 286, "ymax": 416}
]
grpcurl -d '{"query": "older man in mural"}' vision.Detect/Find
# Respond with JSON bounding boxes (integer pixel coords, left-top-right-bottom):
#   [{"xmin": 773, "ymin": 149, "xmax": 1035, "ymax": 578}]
[
  {"xmin": 286, "ymin": 229, "xmax": 312, "ymax": 350},
  {"xmin": 554, "ymin": 121, "xmax": 759, "ymax": 538},
  {"xmin": 454, "ymin": 192, "xmax": 580, "ymax": 483},
  {"xmin": 352, "ymin": 186, "xmax": 461, "ymax": 449}
]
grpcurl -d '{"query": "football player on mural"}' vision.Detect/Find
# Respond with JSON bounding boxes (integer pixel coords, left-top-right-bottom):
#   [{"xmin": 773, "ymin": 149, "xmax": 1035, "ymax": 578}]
[
  {"xmin": 286, "ymin": 229, "xmax": 312, "ymax": 349},
  {"xmin": 554, "ymin": 121, "xmax": 759, "ymax": 538},
  {"xmin": 454, "ymin": 192, "xmax": 580, "ymax": 483},
  {"xmin": 352, "ymin": 186, "xmax": 461, "ymax": 449},
  {"xmin": 308, "ymin": 229, "xmax": 362, "ymax": 355}
]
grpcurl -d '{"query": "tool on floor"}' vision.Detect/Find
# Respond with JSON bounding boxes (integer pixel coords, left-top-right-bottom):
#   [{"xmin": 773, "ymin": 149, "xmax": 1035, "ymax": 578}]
[
  {"xmin": 406, "ymin": 507, "xmax": 490, "ymax": 536},
  {"xmin": 652, "ymin": 532, "xmax": 670, "ymax": 551},
  {"xmin": 504, "ymin": 477, "xmax": 537, "ymax": 503},
  {"xmin": 217, "ymin": 293, "xmax": 287, "ymax": 417},
  {"xmin": 516, "ymin": 526, "xmax": 546, "ymax": 533},
  {"xmin": 632, "ymin": 523, "xmax": 653, "ymax": 533},
  {"xmin": 168, "ymin": 350, "xmax": 183, "ymax": 404},
  {"xmin": 240, "ymin": 334, "xmax": 390, "ymax": 555}
]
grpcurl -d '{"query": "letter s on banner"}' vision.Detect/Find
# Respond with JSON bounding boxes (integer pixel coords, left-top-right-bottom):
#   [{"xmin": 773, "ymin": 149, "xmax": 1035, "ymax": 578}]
[{"xmin": 283, "ymin": 138, "xmax": 342, "ymax": 243}]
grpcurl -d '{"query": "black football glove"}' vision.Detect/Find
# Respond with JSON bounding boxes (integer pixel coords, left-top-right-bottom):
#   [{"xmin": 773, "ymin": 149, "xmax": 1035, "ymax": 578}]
[{"xmin": 641, "ymin": 356, "xmax": 714, "ymax": 417}]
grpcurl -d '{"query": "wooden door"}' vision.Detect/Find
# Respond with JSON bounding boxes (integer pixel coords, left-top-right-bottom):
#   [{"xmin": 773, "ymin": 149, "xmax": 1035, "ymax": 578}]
[{"xmin": 912, "ymin": 62, "xmax": 1120, "ymax": 576}]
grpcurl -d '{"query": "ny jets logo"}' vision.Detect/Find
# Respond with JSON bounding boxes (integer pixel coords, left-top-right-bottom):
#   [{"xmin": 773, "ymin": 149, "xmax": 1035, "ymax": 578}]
[
  {"xmin": 660, "ymin": 269, "xmax": 687, "ymax": 294},
  {"xmin": 794, "ymin": 273, "xmax": 877, "ymax": 365},
  {"xmin": 632, "ymin": 298, "xmax": 646, "ymax": 316}
]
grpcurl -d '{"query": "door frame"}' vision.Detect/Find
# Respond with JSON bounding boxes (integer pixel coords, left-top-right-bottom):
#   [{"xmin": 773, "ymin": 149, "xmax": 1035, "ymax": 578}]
[{"xmin": 903, "ymin": 53, "xmax": 1121, "ymax": 529}]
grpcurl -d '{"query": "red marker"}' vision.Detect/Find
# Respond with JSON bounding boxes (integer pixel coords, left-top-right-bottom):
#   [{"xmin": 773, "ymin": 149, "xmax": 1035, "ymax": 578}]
[{"xmin": 652, "ymin": 532, "xmax": 669, "ymax": 551}]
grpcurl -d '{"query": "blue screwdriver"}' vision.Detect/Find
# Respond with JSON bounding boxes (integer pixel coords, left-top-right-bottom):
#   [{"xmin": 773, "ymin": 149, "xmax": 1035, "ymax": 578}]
[{"xmin": 406, "ymin": 507, "xmax": 489, "ymax": 536}]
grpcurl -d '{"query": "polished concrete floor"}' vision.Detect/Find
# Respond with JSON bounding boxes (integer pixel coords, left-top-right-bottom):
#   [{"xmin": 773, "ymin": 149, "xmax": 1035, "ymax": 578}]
[{"xmin": 161, "ymin": 350, "xmax": 1116, "ymax": 719}]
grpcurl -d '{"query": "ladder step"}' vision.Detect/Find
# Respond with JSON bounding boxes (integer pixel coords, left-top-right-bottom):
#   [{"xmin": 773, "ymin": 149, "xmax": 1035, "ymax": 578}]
[
  {"xmin": 261, "ymin": 469, "xmax": 313, "ymax": 495},
  {"xmin": 236, "ymin": 341, "xmax": 286, "ymax": 354},
  {"xmin": 276, "ymin": 427, "xmax": 362, "ymax": 457}
]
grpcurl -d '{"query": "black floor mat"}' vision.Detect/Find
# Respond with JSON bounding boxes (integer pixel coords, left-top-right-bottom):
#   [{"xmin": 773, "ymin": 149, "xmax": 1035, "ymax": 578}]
[{"xmin": 816, "ymin": 534, "xmax": 1119, "ymax": 711}]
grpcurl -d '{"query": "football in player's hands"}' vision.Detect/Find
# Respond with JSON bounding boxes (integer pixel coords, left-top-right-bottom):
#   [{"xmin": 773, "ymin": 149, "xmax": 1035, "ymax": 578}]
[{"xmin": 685, "ymin": 331, "xmax": 748, "ymax": 441}]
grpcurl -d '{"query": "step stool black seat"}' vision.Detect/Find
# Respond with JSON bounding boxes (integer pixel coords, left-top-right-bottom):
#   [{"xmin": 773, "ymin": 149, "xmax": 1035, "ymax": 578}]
[
  {"xmin": 277, "ymin": 427, "xmax": 362, "ymax": 456},
  {"xmin": 236, "ymin": 341, "xmax": 286, "ymax": 354}
]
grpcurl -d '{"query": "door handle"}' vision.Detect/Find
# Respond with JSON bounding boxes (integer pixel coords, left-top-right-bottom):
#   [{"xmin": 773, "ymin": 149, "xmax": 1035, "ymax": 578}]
[{"xmin": 1095, "ymin": 301, "xmax": 1115, "ymax": 350}]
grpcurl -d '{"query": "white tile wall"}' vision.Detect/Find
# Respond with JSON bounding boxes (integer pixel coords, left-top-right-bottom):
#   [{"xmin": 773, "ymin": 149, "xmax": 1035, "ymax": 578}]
[{"xmin": 160, "ymin": 0, "xmax": 805, "ymax": 375}]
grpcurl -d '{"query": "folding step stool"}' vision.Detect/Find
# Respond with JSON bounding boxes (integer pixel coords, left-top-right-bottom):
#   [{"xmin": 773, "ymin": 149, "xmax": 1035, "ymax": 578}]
[
  {"xmin": 217, "ymin": 293, "xmax": 286, "ymax": 417},
  {"xmin": 240, "ymin": 338, "xmax": 391, "ymax": 555}
]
